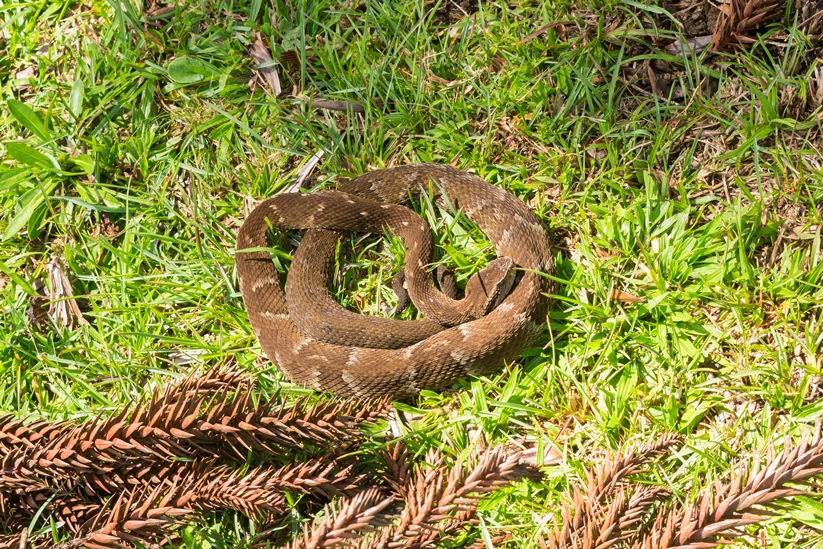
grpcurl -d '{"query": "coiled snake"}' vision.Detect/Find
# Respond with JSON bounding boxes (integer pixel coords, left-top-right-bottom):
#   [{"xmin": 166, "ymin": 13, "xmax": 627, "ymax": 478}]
[{"xmin": 236, "ymin": 164, "xmax": 553, "ymax": 398}]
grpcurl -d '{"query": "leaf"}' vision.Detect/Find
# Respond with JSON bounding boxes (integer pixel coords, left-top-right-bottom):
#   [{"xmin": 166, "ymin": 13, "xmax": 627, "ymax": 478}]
[
  {"xmin": 7, "ymin": 99, "xmax": 51, "ymax": 141},
  {"xmin": 3, "ymin": 181, "xmax": 57, "ymax": 241},
  {"xmin": 69, "ymin": 77, "xmax": 85, "ymax": 118},
  {"xmin": 784, "ymin": 496, "xmax": 823, "ymax": 530},
  {"xmin": 5, "ymin": 143, "xmax": 55, "ymax": 169},
  {"xmin": 621, "ymin": 0, "xmax": 668, "ymax": 15},
  {"xmin": 0, "ymin": 167, "xmax": 31, "ymax": 193},
  {"xmin": 3, "ymin": 188, "xmax": 44, "ymax": 240},
  {"xmin": 71, "ymin": 153, "xmax": 95, "ymax": 175},
  {"xmin": 0, "ymin": 258, "xmax": 36, "ymax": 295},
  {"xmin": 168, "ymin": 57, "xmax": 218, "ymax": 84},
  {"xmin": 26, "ymin": 200, "xmax": 49, "ymax": 240}
]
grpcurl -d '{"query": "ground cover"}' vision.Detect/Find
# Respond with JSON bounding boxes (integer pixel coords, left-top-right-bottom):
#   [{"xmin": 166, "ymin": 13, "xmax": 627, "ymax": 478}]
[{"xmin": 1, "ymin": 0, "xmax": 822, "ymax": 546}]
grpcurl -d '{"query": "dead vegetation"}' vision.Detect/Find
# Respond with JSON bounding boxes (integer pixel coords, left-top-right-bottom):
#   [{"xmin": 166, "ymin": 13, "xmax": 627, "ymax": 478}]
[
  {"xmin": 0, "ymin": 368, "xmax": 538, "ymax": 548},
  {"xmin": 5, "ymin": 368, "xmax": 823, "ymax": 548}
]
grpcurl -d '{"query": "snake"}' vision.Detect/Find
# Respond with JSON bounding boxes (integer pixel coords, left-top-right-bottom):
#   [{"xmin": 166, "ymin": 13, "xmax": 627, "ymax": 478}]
[{"xmin": 236, "ymin": 164, "xmax": 553, "ymax": 398}]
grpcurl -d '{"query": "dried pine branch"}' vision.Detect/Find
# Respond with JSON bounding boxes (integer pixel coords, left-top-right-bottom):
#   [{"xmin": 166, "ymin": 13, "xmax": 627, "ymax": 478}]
[
  {"xmin": 1, "ymin": 367, "xmax": 392, "ymax": 543},
  {"xmin": 564, "ymin": 485, "xmax": 671, "ymax": 549},
  {"xmin": 48, "ymin": 483, "xmax": 194, "ymax": 549},
  {"xmin": 545, "ymin": 436, "xmax": 680, "ymax": 549},
  {"xmin": 1, "ymin": 366, "xmax": 250, "ymax": 479},
  {"xmin": 615, "ymin": 486, "xmax": 671, "ymax": 540},
  {"xmin": 636, "ymin": 423, "xmax": 823, "ymax": 548},
  {"xmin": 4, "ymin": 449, "xmax": 375, "ymax": 535},
  {"xmin": 2, "ymin": 368, "xmax": 531, "ymax": 548},
  {"xmin": 376, "ymin": 444, "xmax": 535, "ymax": 548},
  {"xmin": 3, "ymin": 368, "xmax": 388, "ymax": 492},
  {"xmin": 2, "ymin": 491, "xmax": 103, "ymax": 535},
  {"xmin": 0, "ymin": 415, "xmax": 72, "ymax": 455},
  {"xmin": 198, "ymin": 391, "xmax": 390, "ymax": 459},
  {"xmin": 286, "ymin": 487, "xmax": 397, "ymax": 549},
  {"xmin": 264, "ymin": 456, "xmax": 372, "ymax": 499},
  {"xmin": 712, "ymin": 0, "xmax": 784, "ymax": 51},
  {"xmin": 0, "ymin": 533, "xmax": 26, "ymax": 549},
  {"xmin": 73, "ymin": 458, "xmax": 290, "ymax": 520},
  {"xmin": 3, "ymin": 482, "xmax": 194, "ymax": 549}
]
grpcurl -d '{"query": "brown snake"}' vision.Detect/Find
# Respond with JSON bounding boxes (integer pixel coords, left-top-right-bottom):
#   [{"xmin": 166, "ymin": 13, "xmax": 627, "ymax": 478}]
[{"xmin": 236, "ymin": 164, "xmax": 553, "ymax": 398}]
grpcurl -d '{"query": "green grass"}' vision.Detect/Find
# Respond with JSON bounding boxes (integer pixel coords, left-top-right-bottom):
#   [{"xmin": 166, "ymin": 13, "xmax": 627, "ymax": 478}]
[{"xmin": 2, "ymin": 0, "xmax": 823, "ymax": 545}]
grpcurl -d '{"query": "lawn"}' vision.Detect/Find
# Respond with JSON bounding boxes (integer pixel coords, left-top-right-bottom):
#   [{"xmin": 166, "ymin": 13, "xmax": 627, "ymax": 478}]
[{"xmin": 1, "ymin": 0, "xmax": 823, "ymax": 547}]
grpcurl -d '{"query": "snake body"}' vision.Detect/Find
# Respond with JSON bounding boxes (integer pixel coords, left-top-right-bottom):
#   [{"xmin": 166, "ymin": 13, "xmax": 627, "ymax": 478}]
[{"xmin": 236, "ymin": 164, "xmax": 553, "ymax": 398}]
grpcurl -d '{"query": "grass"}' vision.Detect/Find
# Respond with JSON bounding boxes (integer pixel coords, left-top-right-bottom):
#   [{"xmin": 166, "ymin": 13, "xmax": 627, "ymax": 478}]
[{"xmin": 1, "ymin": 0, "xmax": 822, "ymax": 546}]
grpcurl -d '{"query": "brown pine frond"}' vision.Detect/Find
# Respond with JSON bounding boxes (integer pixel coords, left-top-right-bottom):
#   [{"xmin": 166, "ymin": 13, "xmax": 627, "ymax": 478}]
[
  {"xmin": 2, "ymin": 367, "xmax": 530, "ymax": 548},
  {"xmin": 545, "ymin": 436, "xmax": 680, "ymax": 549},
  {"xmin": 376, "ymin": 445, "xmax": 534, "ymax": 548},
  {"xmin": 67, "ymin": 458, "xmax": 289, "ymax": 520},
  {"xmin": 88, "ymin": 453, "xmax": 368, "ymax": 503},
  {"xmin": 1, "ymin": 450, "xmax": 52, "ymax": 491},
  {"xmin": 615, "ymin": 486, "xmax": 671, "ymax": 538},
  {"xmin": 4, "ymin": 368, "xmax": 388, "ymax": 490},
  {"xmin": 0, "ymin": 452, "xmax": 105, "ymax": 535},
  {"xmin": 5, "ymin": 452, "xmax": 375, "ymax": 535},
  {"xmin": 579, "ymin": 436, "xmax": 679, "ymax": 516},
  {"xmin": 565, "ymin": 485, "xmax": 671, "ymax": 549},
  {"xmin": 1, "ymin": 367, "xmax": 253, "ymax": 485},
  {"xmin": 196, "ymin": 392, "xmax": 390, "ymax": 461},
  {"xmin": 636, "ymin": 423, "xmax": 823, "ymax": 548},
  {"xmin": 2, "ymin": 491, "xmax": 103, "ymax": 535},
  {"xmin": 378, "ymin": 442, "xmax": 412, "ymax": 495},
  {"xmin": 1, "ymin": 366, "xmax": 390, "ymax": 542},
  {"xmin": 0, "ymin": 415, "xmax": 73, "ymax": 455},
  {"xmin": 180, "ymin": 462, "xmax": 289, "ymax": 518},
  {"xmin": 287, "ymin": 487, "xmax": 397, "ymax": 549},
  {"xmin": 712, "ymin": 0, "xmax": 784, "ymax": 51},
  {"xmin": 49, "ymin": 482, "xmax": 195, "ymax": 549},
  {"xmin": 0, "ymin": 533, "xmax": 24, "ymax": 549},
  {"xmin": 265, "ymin": 456, "xmax": 371, "ymax": 499},
  {"xmin": 2, "ymin": 486, "xmax": 186, "ymax": 549}
]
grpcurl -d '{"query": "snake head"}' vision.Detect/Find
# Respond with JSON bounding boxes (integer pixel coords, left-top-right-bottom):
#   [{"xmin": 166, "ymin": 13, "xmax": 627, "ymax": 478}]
[{"xmin": 464, "ymin": 256, "xmax": 516, "ymax": 316}]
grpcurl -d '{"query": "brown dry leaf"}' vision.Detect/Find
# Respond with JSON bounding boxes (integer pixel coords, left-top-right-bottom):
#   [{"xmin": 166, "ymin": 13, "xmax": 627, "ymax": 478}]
[
  {"xmin": 283, "ymin": 150, "xmax": 324, "ymax": 193},
  {"xmin": 516, "ymin": 21, "xmax": 571, "ymax": 45},
  {"xmin": 311, "ymin": 99, "xmax": 365, "ymax": 113},
  {"xmin": 712, "ymin": 0, "xmax": 783, "ymax": 51},
  {"xmin": 519, "ymin": 444, "xmax": 564, "ymax": 467},
  {"xmin": 13, "ymin": 66, "xmax": 37, "ymax": 91},
  {"xmin": 609, "ymin": 289, "xmax": 645, "ymax": 304},
  {"xmin": 47, "ymin": 257, "xmax": 89, "ymax": 328},
  {"xmin": 146, "ymin": 4, "xmax": 175, "ymax": 21},
  {"xmin": 585, "ymin": 144, "xmax": 607, "ymax": 161},
  {"xmin": 249, "ymin": 33, "xmax": 281, "ymax": 96},
  {"xmin": 665, "ymin": 35, "xmax": 714, "ymax": 56}
]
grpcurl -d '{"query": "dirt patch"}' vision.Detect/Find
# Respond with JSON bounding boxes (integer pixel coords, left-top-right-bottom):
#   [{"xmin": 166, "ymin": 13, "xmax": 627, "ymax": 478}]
[
  {"xmin": 432, "ymin": 0, "xmax": 478, "ymax": 25},
  {"xmin": 661, "ymin": 0, "xmax": 718, "ymax": 36},
  {"xmin": 624, "ymin": 1, "xmax": 821, "ymax": 107}
]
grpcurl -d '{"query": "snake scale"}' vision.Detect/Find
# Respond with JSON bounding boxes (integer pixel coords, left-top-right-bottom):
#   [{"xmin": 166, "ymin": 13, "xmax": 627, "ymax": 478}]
[{"xmin": 236, "ymin": 164, "xmax": 553, "ymax": 398}]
